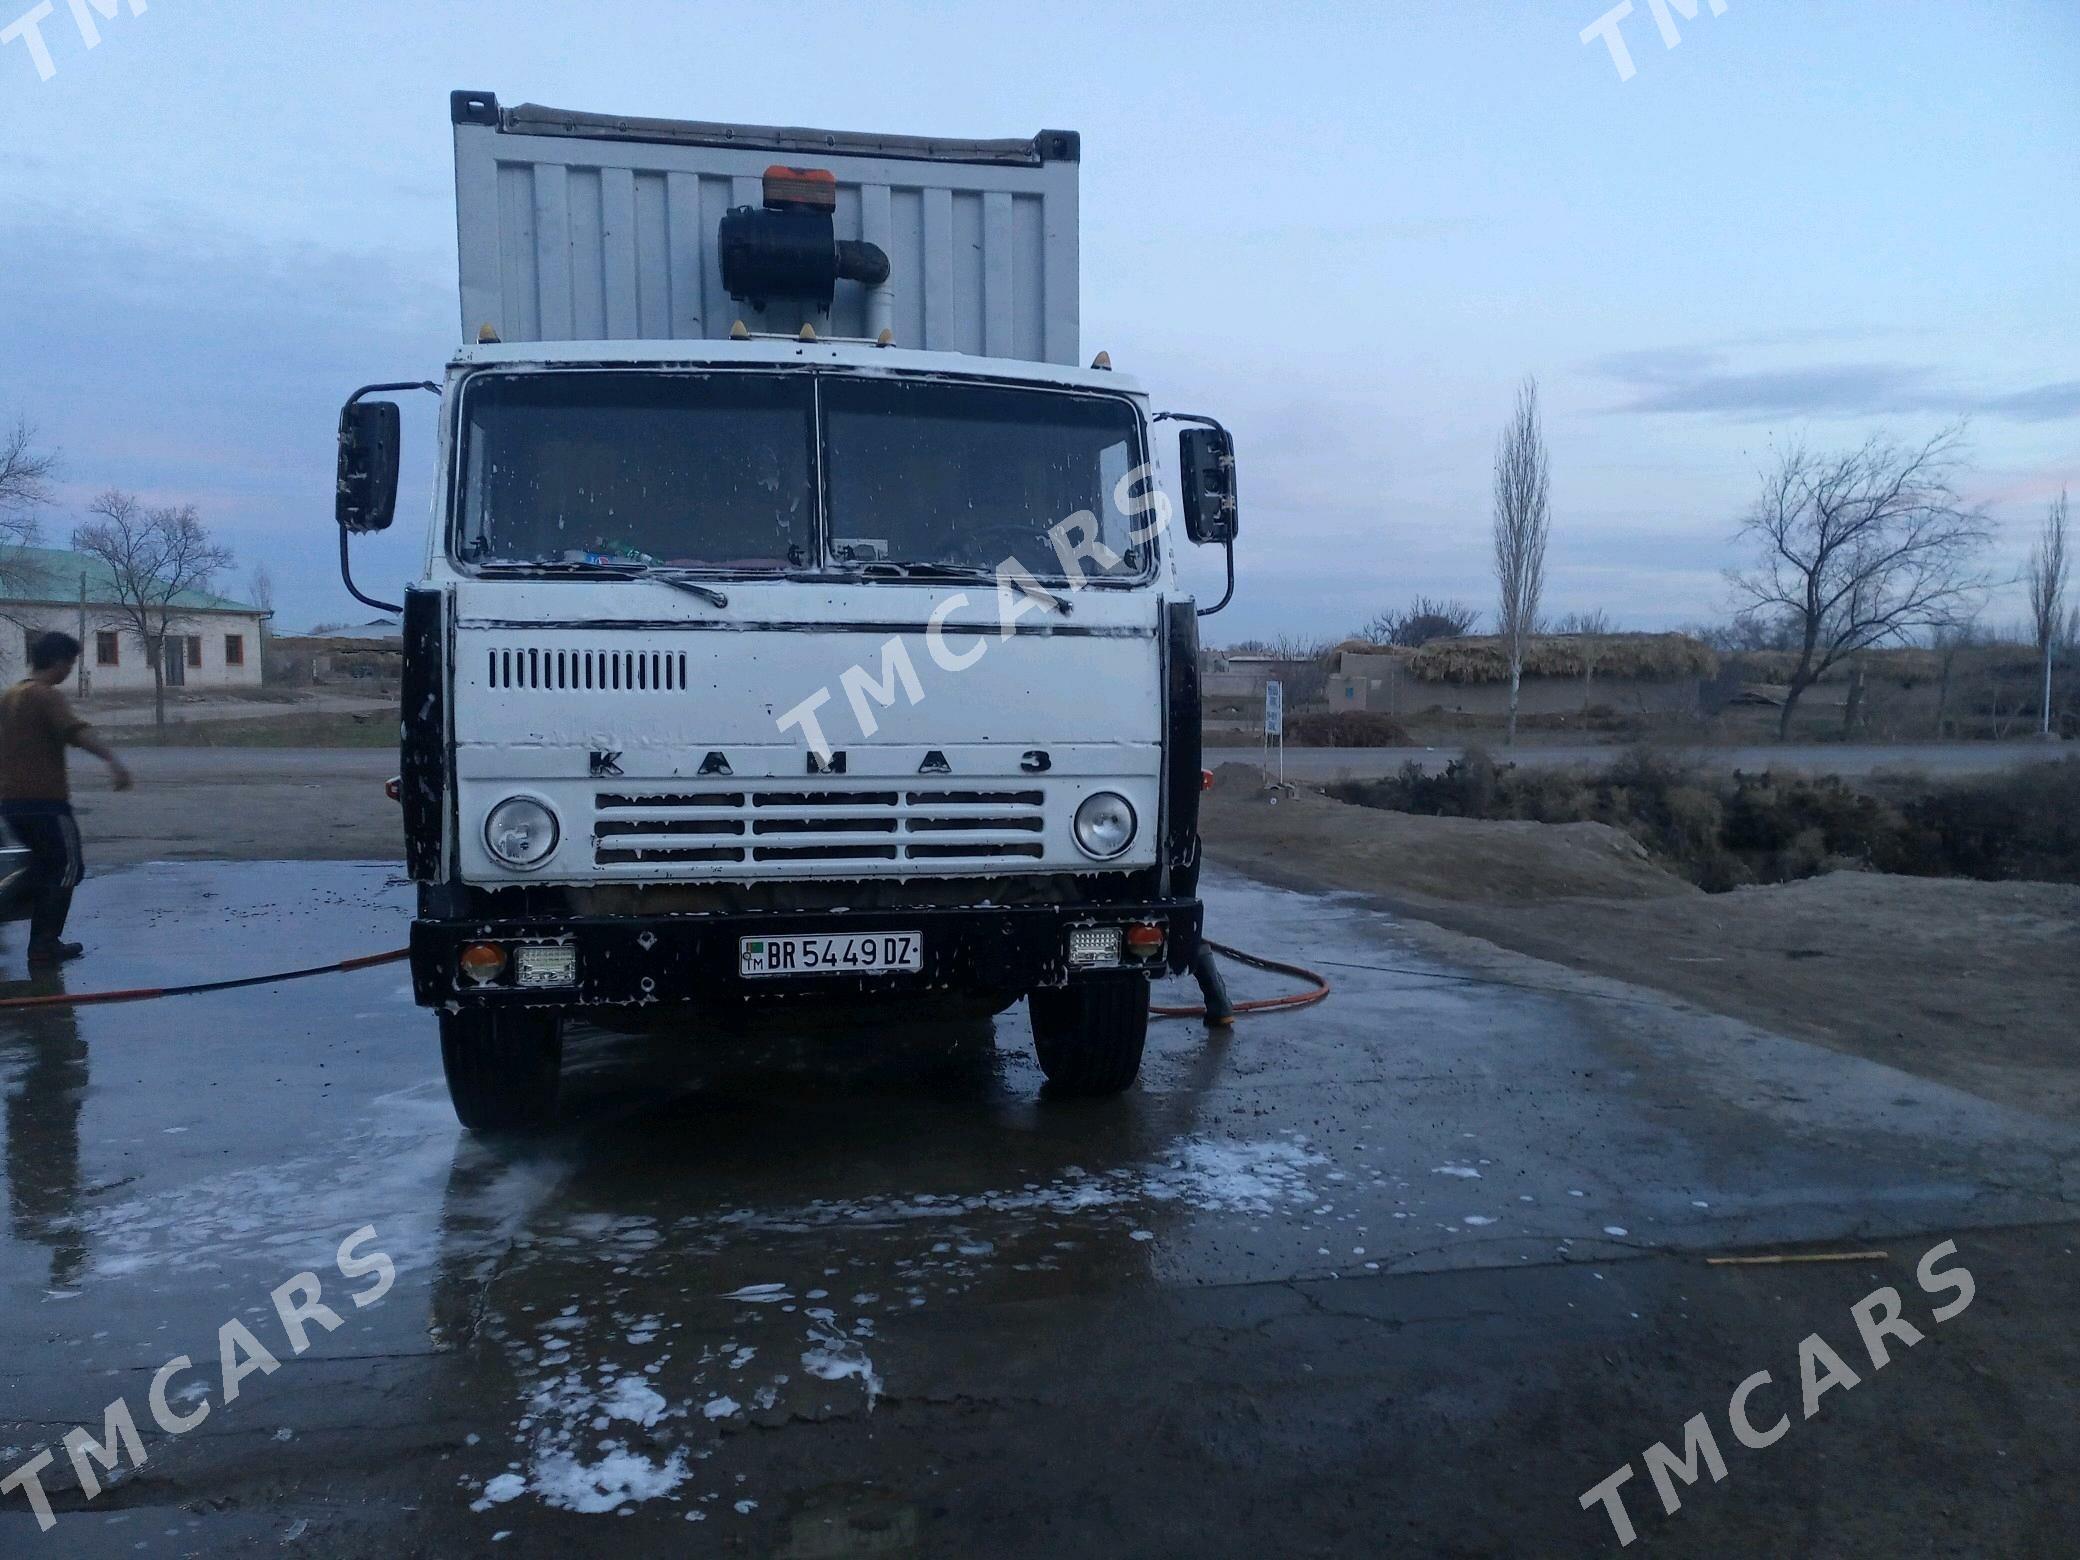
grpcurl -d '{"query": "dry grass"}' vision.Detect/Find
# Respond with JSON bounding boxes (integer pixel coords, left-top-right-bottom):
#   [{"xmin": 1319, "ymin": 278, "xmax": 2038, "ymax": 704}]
[
  {"xmin": 1407, "ymin": 632, "xmax": 1717, "ymax": 685},
  {"xmin": 115, "ymin": 710, "xmax": 397, "ymax": 748}
]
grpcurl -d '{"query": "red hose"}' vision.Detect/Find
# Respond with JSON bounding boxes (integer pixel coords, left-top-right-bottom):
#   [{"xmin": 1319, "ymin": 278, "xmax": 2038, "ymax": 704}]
[
  {"xmin": 0, "ymin": 940, "xmax": 1328, "ymax": 1021},
  {"xmin": 0, "ymin": 948, "xmax": 410, "ymax": 1010},
  {"xmin": 1151, "ymin": 939, "xmax": 1331, "ymax": 1019}
]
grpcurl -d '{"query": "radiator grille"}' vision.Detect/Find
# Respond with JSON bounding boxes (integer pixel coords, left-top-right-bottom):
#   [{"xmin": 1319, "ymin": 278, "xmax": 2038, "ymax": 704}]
[
  {"xmin": 592, "ymin": 786, "xmax": 1047, "ymax": 868},
  {"xmin": 486, "ymin": 646, "xmax": 690, "ymax": 692}
]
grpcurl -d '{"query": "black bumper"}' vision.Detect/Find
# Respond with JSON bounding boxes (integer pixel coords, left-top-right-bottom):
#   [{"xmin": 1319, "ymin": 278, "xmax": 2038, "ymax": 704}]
[{"xmin": 411, "ymin": 899, "xmax": 1203, "ymax": 1009}]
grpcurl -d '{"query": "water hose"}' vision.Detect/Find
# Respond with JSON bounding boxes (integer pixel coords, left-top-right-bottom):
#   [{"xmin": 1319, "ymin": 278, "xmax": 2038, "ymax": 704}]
[
  {"xmin": 0, "ymin": 949, "xmax": 410, "ymax": 1010},
  {"xmin": 1151, "ymin": 939, "xmax": 1330, "ymax": 1021},
  {"xmin": 0, "ymin": 938, "xmax": 1328, "ymax": 1020}
]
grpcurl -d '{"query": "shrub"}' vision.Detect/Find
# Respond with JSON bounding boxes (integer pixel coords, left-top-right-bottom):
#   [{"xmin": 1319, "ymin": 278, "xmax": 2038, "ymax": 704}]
[{"xmin": 1285, "ymin": 710, "xmax": 1411, "ymax": 747}]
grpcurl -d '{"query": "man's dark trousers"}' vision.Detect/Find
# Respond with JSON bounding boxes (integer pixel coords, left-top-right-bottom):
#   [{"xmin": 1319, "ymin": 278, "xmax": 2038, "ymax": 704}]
[{"xmin": 1, "ymin": 803, "xmax": 83, "ymax": 949}]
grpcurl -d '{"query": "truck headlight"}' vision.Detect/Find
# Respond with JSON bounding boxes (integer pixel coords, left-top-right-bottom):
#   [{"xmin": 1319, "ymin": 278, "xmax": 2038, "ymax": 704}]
[
  {"xmin": 1072, "ymin": 792, "xmax": 1136, "ymax": 859},
  {"xmin": 485, "ymin": 796, "xmax": 559, "ymax": 868}
]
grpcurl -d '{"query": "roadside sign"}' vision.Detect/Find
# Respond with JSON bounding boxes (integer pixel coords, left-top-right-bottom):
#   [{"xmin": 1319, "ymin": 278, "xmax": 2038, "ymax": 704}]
[{"xmin": 1263, "ymin": 679, "xmax": 1283, "ymax": 737}]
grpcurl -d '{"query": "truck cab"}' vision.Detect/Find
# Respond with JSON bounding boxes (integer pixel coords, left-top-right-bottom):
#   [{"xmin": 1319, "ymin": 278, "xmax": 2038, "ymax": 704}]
[{"xmin": 335, "ymin": 94, "xmax": 1238, "ymax": 1129}]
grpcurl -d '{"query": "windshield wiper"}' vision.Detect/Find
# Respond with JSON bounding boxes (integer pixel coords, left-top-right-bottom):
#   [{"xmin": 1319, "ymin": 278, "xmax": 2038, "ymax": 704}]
[
  {"xmin": 853, "ymin": 561, "xmax": 1070, "ymax": 615},
  {"xmin": 473, "ymin": 559, "xmax": 728, "ymax": 608},
  {"xmin": 643, "ymin": 571, "xmax": 730, "ymax": 609}
]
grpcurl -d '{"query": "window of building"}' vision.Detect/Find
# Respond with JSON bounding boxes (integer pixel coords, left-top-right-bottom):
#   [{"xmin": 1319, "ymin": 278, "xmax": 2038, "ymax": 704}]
[
  {"xmin": 224, "ymin": 634, "xmax": 245, "ymax": 667},
  {"xmin": 187, "ymin": 635, "xmax": 203, "ymax": 668},
  {"xmin": 95, "ymin": 631, "xmax": 120, "ymax": 667}
]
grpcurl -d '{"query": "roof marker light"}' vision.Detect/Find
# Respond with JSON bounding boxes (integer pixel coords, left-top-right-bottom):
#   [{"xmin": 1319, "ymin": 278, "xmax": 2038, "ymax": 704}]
[
  {"xmin": 762, "ymin": 165, "xmax": 838, "ymax": 212},
  {"xmin": 1090, "ymin": 350, "xmax": 1112, "ymax": 370},
  {"xmin": 477, "ymin": 323, "xmax": 501, "ymax": 344},
  {"xmin": 729, "ymin": 320, "xmax": 750, "ymax": 339},
  {"xmin": 798, "ymin": 323, "xmax": 817, "ymax": 341},
  {"xmin": 875, "ymin": 328, "xmax": 895, "ymax": 347}
]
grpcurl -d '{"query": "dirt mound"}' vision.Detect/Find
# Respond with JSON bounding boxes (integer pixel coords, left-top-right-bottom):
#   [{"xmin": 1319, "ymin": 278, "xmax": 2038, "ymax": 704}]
[{"xmin": 1202, "ymin": 763, "xmax": 1695, "ymax": 905}]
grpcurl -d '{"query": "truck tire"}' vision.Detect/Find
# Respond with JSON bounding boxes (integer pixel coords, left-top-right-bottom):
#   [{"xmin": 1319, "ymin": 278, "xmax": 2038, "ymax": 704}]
[
  {"xmin": 1028, "ymin": 974, "xmax": 1149, "ymax": 1096},
  {"xmin": 439, "ymin": 1010, "xmax": 563, "ymax": 1131}
]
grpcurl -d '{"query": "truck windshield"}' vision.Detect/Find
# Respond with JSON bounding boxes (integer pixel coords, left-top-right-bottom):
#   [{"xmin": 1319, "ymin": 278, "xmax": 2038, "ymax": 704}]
[
  {"xmin": 456, "ymin": 372, "xmax": 816, "ymax": 570},
  {"xmin": 821, "ymin": 379, "xmax": 1147, "ymax": 581},
  {"xmin": 453, "ymin": 370, "xmax": 1148, "ymax": 581}
]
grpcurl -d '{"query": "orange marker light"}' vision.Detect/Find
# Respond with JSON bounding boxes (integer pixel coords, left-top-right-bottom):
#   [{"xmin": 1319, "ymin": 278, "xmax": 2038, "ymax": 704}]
[
  {"xmin": 1200, "ymin": 769, "xmax": 1214, "ymax": 792},
  {"xmin": 1124, "ymin": 923, "xmax": 1165, "ymax": 960},
  {"xmin": 459, "ymin": 943, "xmax": 507, "ymax": 984},
  {"xmin": 762, "ymin": 165, "xmax": 838, "ymax": 212}
]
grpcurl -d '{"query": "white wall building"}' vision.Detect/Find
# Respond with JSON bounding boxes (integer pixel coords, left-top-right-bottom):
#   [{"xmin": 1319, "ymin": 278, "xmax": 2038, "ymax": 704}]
[{"xmin": 0, "ymin": 547, "xmax": 271, "ymax": 693}]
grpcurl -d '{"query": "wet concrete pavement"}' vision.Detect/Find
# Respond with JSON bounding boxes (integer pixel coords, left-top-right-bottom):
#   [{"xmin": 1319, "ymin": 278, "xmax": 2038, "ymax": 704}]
[{"xmin": 2, "ymin": 862, "xmax": 2076, "ymax": 1556}]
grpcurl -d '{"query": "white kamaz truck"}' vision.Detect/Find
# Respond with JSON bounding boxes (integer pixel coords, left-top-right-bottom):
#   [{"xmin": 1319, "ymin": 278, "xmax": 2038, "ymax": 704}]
[{"xmin": 335, "ymin": 93, "xmax": 1239, "ymax": 1130}]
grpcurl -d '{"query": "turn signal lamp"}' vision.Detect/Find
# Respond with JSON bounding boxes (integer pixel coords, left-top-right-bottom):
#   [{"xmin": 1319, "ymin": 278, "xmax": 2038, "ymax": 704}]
[
  {"xmin": 763, "ymin": 165, "xmax": 837, "ymax": 212},
  {"xmin": 1124, "ymin": 923, "xmax": 1166, "ymax": 961},
  {"xmin": 459, "ymin": 943, "xmax": 507, "ymax": 984}
]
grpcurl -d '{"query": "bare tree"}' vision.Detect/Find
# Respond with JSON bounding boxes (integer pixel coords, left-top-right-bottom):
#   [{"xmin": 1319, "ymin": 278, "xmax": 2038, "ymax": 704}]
[
  {"xmin": 1553, "ymin": 608, "xmax": 1614, "ymax": 707},
  {"xmin": 1930, "ymin": 611, "xmax": 1980, "ymax": 739},
  {"xmin": 73, "ymin": 491, "xmax": 234, "ymax": 726},
  {"xmin": 1687, "ymin": 610, "xmax": 1799, "ymax": 654},
  {"xmin": 1729, "ymin": 426, "xmax": 1989, "ymax": 739},
  {"xmin": 1263, "ymin": 634, "xmax": 1334, "ymax": 705},
  {"xmin": 246, "ymin": 564, "xmax": 277, "ymax": 681},
  {"xmin": 1264, "ymin": 633, "xmax": 1334, "ymax": 661},
  {"xmin": 1, "ymin": 416, "xmax": 58, "ymax": 597},
  {"xmin": 1491, "ymin": 376, "xmax": 1551, "ymax": 746},
  {"xmin": 2026, "ymin": 489, "xmax": 2069, "ymax": 739},
  {"xmin": 1366, "ymin": 596, "xmax": 1480, "ymax": 647}
]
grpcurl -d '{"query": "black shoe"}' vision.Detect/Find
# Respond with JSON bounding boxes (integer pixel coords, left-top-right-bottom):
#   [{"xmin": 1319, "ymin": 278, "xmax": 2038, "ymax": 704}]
[{"xmin": 27, "ymin": 940, "xmax": 84, "ymax": 965}]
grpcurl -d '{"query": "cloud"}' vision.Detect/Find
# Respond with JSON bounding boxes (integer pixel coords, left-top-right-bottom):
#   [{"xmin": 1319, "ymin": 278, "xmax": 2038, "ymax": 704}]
[
  {"xmin": 1592, "ymin": 346, "xmax": 2078, "ymax": 424},
  {"xmin": 0, "ymin": 204, "xmax": 451, "ymax": 630},
  {"xmin": 1975, "ymin": 381, "xmax": 2080, "ymax": 421}
]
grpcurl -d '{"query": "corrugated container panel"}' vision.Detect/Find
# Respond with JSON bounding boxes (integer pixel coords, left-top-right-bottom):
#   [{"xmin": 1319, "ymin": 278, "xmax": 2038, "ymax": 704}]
[{"xmin": 453, "ymin": 96, "xmax": 1079, "ymax": 364}]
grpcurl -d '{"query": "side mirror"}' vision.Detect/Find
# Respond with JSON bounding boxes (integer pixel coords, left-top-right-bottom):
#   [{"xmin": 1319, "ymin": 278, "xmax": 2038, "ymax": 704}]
[
  {"xmin": 336, "ymin": 399, "xmax": 402, "ymax": 534},
  {"xmin": 1179, "ymin": 425, "xmax": 1239, "ymax": 545}
]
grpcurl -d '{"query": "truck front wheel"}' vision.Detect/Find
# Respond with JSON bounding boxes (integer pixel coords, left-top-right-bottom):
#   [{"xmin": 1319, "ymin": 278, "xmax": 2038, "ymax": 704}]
[
  {"xmin": 439, "ymin": 1009, "xmax": 563, "ymax": 1131},
  {"xmin": 1028, "ymin": 974, "xmax": 1149, "ymax": 1096}
]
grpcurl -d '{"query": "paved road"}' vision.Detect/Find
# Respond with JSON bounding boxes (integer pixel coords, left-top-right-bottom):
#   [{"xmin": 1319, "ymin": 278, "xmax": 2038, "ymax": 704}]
[
  {"xmin": 70, "ymin": 750, "xmax": 400, "ymax": 867},
  {"xmin": 1, "ymin": 862, "xmax": 2073, "ymax": 1554},
  {"xmin": 1209, "ymin": 739, "xmax": 2068, "ymax": 782},
  {"xmin": 78, "ymin": 694, "xmax": 394, "ymax": 729}
]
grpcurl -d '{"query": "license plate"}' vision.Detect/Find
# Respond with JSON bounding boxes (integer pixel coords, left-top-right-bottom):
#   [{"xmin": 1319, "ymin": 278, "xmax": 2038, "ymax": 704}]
[{"xmin": 739, "ymin": 932, "xmax": 923, "ymax": 978}]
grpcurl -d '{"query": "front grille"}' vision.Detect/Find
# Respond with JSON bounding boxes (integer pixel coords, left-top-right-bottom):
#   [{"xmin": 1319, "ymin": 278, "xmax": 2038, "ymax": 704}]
[
  {"xmin": 486, "ymin": 646, "xmax": 689, "ymax": 692},
  {"xmin": 591, "ymin": 786, "xmax": 1047, "ymax": 868}
]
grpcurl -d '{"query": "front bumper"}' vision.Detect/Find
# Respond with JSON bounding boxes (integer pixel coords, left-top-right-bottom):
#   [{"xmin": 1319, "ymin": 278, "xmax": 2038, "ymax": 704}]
[{"xmin": 411, "ymin": 899, "xmax": 1202, "ymax": 1009}]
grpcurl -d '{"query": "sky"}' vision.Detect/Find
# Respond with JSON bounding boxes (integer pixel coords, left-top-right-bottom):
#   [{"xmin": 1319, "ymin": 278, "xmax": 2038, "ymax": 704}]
[{"xmin": 1, "ymin": 0, "xmax": 2074, "ymax": 640}]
